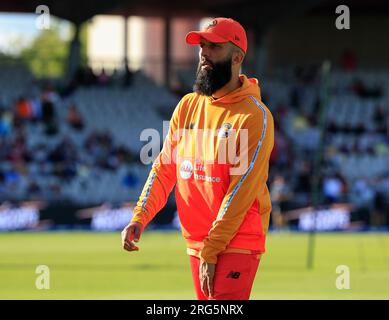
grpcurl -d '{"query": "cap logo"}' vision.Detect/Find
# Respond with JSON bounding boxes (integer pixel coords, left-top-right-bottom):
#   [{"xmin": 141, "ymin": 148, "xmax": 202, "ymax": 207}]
[{"xmin": 206, "ymin": 20, "xmax": 218, "ymax": 30}]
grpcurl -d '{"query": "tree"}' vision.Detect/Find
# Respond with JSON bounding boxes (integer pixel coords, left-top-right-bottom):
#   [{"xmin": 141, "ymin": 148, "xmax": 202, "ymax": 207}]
[{"xmin": 21, "ymin": 24, "xmax": 69, "ymax": 78}]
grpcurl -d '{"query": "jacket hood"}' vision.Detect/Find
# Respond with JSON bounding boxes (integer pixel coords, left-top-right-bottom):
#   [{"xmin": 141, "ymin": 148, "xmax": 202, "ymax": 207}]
[{"xmin": 209, "ymin": 74, "xmax": 261, "ymax": 105}]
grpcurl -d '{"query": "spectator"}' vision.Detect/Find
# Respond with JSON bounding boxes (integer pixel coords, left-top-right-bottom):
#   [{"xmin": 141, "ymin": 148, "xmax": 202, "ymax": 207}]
[
  {"xmin": 323, "ymin": 173, "xmax": 347, "ymax": 204},
  {"xmin": 98, "ymin": 68, "xmax": 110, "ymax": 86},
  {"xmin": 67, "ymin": 104, "xmax": 84, "ymax": 130},
  {"xmin": 374, "ymin": 173, "xmax": 389, "ymax": 225},
  {"xmin": 341, "ymin": 49, "xmax": 357, "ymax": 71},
  {"xmin": 270, "ymin": 174, "xmax": 292, "ymax": 230},
  {"xmin": 30, "ymin": 97, "xmax": 42, "ymax": 122},
  {"xmin": 14, "ymin": 96, "xmax": 32, "ymax": 121},
  {"xmin": 271, "ymin": 127, "xmax": 292, "ymax": 170},
  {"xmin": 111, "ymin": 68, "xmax": 121, "ymax": 86},
  {"xmin": 350, "ymin": 179, "xmax": 375, "ymax": 225},
  {"xmin": 295, "ymin": 161, "xmax": 312, "ymax": 195},
  {"xmin": 374, "ymin": 104, "xmax": 388, "ymax": 134},
  {"xmin": 123, "ymin": 65, "xmax": 133, "ymax": 87},
  {"xmin": 122, "ymin": 171, "xmax": 139, "ymax": 188},
  {"xmin": 27, "ymin": 181, "xmax": 42, "ymax": 197},
  {"xmin": 352, "ymin": 79, "xmax": 383, "ymax": 98},
  {"xmin": 0, "ymin": 110, "xmax": 13, "ymax": 137},
  {"xmin": 41, "ymin": 91, "xmax": 57, "ymax": 135}
]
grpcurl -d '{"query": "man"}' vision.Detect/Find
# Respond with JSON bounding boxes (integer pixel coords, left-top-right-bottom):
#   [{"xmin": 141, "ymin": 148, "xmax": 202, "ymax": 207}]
[{"xmin": 121, "ymin": 17, "xmax": 274, "ymax": 300}]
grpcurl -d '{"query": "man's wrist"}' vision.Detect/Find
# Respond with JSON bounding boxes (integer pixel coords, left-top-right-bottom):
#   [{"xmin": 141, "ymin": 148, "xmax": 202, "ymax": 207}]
[
  {"xmin": 200, "ymin": 248, "xmax": 218, "ymax": 264},
  {"xmin": 131, "ymin": 208, "xmax": 148, "ymax": 226}
]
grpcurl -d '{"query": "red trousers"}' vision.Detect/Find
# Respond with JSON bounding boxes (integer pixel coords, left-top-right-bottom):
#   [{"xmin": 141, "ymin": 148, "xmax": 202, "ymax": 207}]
[{"xmin": 189, "ymin": 253, "xmax": 260, "ymax": 300}]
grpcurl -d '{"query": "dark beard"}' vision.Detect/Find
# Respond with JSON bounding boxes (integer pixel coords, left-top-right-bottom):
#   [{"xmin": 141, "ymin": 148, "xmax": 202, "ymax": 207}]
[{"xmin": 193, "ymin": 56, "xmax": 232, "ymax": 96}]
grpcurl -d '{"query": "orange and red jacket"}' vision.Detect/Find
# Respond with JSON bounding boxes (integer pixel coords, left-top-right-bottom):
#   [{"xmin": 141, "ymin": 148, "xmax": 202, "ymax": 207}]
[{"xmin": 131, "ymin": 75, "xmax": 274, "ymax": 264}]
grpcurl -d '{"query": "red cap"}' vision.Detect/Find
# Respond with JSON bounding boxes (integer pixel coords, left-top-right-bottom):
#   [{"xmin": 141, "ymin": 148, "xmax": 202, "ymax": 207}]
[{"xmin": 186, "ymin": 18, "xmax": 247, "ymax": 54}]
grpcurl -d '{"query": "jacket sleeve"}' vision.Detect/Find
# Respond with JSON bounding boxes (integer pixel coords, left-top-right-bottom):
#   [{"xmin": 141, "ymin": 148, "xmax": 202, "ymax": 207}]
[
  {"xmin": 130, "ymin": 101, "xmax": 181, "ymax": 227},
  {"xmin": 200, "ymin": 104, "xmax": 274, "ymax": 264}
]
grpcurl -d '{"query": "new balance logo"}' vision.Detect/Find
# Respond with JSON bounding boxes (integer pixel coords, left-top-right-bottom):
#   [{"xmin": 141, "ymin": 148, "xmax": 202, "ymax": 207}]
[{"xmin": 227, "ymin": 271, "xmax": 241, "ymax": 279}]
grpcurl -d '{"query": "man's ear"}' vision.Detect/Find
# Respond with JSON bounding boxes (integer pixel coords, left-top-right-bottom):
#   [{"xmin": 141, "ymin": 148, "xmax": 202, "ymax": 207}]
[{"xmin": 232, "ymin": 50, "xmax": 245, "ymax": 65}]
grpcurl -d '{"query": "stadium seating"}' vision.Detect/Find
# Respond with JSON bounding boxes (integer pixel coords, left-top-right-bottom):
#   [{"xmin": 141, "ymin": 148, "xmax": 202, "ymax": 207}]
[
  {"xmin": 264, "ymin": 67, "xmax": 389, "ymax": 212},
  {"xmin": 0, "ymin": 66, "xmax": 178, "ymax": 204},
  {"xmin": 0, "ymin": 64, "xmax": 388, "ymax": 213}
]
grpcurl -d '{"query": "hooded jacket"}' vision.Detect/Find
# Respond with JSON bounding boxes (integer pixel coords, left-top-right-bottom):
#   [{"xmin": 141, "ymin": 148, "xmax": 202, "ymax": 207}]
[{"xmin": 131, "ymin": 74, "xmax": 274, "ymax": 264}]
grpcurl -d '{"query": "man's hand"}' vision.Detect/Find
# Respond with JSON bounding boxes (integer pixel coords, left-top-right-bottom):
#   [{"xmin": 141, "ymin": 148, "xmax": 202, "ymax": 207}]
[
  {"xmin": 121, "ymin": 222, "xmax": 143, "ymax": 252},
  {"xmin": 199, "ymin": 260, "xmax": 216, "ymax": 298}
]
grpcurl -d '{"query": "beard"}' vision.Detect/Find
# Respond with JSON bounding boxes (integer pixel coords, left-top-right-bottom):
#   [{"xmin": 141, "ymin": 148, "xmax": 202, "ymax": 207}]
[{"xmin": 193, "ymin": 55, "xmax": 232, "ymax": 96}]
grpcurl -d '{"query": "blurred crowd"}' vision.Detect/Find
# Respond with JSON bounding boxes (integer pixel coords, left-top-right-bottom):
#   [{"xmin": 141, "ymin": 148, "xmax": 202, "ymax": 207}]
[
  {"xmin": 1, "ymin": 61, "xmax": 388, "ymax": 228},
  {"xmin": 267, "ymin": 64, "xmax": 389, "ymax": 229},
  {"xmin": 0, "ymin": 84, "xmax": 139, "ymax": 201},
  {"xmin": 63, "ymin": 66, "xmax": 134, "ymax": 97}
]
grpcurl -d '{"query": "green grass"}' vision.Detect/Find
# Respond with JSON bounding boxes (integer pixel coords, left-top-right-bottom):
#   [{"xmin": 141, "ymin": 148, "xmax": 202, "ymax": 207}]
[{"xmin": 0, "ymin": 231, "xmax": 389, "ymax": 299}]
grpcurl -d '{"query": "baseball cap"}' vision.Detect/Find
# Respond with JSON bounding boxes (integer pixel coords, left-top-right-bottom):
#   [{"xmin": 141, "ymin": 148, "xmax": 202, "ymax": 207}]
[{"xmin": 186, "ymin": 17, "xmax": 247, "ymax": 54}]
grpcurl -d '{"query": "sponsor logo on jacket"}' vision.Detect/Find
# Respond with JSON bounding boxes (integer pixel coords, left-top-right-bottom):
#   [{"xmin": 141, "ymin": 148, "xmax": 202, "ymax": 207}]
[
  {"xmin": 180, "ymin": 160, "xmax": 193, "ymax": 179},
  {"xmin": 179, "ymin": 160, "xmax": 221, "ymax": 183}
]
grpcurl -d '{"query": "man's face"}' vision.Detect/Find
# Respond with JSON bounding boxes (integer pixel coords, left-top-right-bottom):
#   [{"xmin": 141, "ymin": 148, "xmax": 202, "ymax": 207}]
[{"xmin": 193, "ymin": 39, "xmax": 233, "ymax": 96}]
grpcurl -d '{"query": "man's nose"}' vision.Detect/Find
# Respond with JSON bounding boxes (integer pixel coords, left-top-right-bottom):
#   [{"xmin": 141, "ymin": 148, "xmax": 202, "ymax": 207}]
[{"xmin": 200, "ymin": 47, "xmax": 210, "ymax": 60}]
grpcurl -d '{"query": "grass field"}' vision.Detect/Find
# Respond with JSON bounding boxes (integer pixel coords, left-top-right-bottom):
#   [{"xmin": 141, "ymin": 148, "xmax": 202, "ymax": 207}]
[{"xmin": 1, "ymin": 231, "xmax": 389, "ymax": 299}]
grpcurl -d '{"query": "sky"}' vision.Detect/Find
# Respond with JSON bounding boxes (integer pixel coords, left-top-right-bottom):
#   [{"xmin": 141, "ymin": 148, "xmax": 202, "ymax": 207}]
[{"xmin": 0, "ymin": 12, "xmax": 70, "ymax": 55}]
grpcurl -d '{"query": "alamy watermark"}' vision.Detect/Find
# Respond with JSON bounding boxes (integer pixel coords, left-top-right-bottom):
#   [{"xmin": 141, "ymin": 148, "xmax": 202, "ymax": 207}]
[
  {"xmin": 335, "ymin": 5, "xmax": 350, "ymax": 30},
  {"xmin": 335, "ymin": 265, "xmax": 350, "ymax": 290},
  {"xmin": 35, "ymin": 265, "xmax": 50, "ymax": 290},
  {"xmin": 35, "ymin": 5, "xmax": 50, "ymax": 30},
  {"xmin": 139, "ymin": 122, "xmax": 250, "ymax": 175}
]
